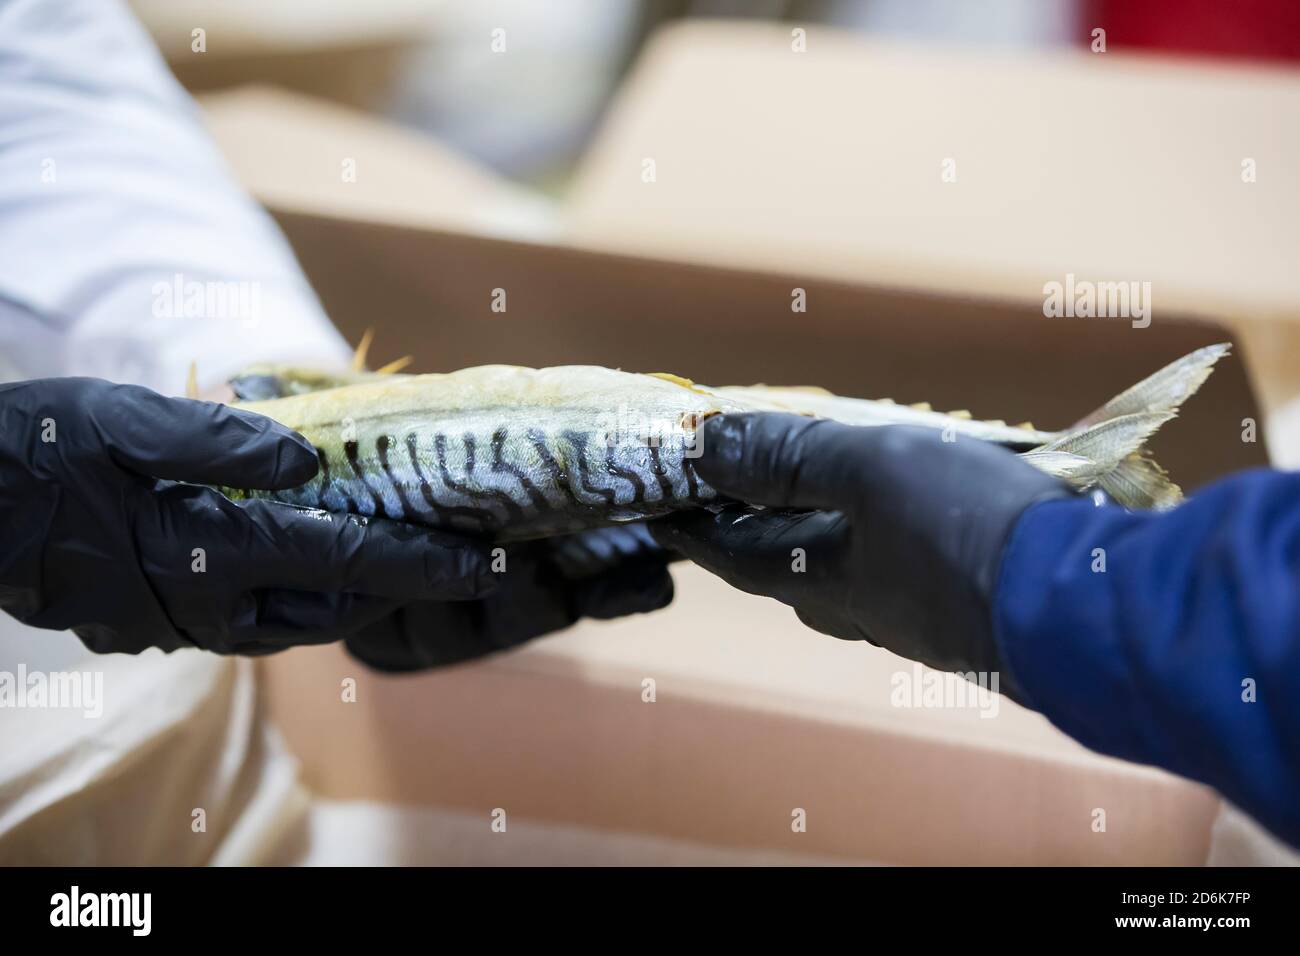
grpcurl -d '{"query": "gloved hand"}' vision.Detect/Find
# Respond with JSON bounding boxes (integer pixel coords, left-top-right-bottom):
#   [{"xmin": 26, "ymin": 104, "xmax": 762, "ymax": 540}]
[
  {"xmin": 650, "ymin": 415, "xmax": 1071, "ymax": 694},
  {"xmin": 344, "ymin": 527, "xmax": 673, "ymax": 671},
  {"xmin": 0, "ymin": 378, "xmax": 672, "ymax": 662},
  {"xmin": 0, "ymin": 377, "xmax": 496, "ymax": 655}
]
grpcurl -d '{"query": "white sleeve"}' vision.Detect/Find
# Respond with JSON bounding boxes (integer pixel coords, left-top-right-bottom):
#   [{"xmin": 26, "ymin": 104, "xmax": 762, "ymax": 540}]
[{"xmin": 0, "ymin": 0, "xmax": 352, "ymax": 394}]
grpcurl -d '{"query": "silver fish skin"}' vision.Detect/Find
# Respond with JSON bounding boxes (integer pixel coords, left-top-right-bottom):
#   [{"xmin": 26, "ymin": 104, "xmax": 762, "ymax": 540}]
[
  {"xmin": 228, "ymin": 365, "xmax": 749, "ymax": 542},
  {"xmin": 223, "ymin": 345, "xmax": 1231, "ymax": 536}
]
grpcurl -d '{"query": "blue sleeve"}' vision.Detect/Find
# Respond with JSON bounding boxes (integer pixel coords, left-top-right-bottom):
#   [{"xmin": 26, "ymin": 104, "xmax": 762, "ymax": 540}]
[{"xmin": 993, "ymin": 468, "xmax": 1300, "ymax": 848}]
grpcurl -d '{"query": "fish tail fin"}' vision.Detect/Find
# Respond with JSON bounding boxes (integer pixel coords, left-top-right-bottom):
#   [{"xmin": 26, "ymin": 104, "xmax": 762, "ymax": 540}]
[
  {"xmin": 1022, "ymin": 410, "xmax": 1174, "ymax": 500},
  {"xmin": 1103, "ymin": 451, "xmax": 1184, "ymax": 511},
  {"xmin": 1022, "ymin": 343, "xmax": 1230, "ymax": 509},
  {"xmin": 1071, "ymin": 343, "xmax": 1231, "ymax": 428}
]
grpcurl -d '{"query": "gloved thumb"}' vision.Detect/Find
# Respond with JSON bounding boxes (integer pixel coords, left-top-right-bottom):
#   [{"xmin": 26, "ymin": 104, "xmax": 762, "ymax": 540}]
[
  {"xmin": 95, "ymin": 382, "xmax": 319, "ymax": 489},
  {"xmin": 692, "ymin": 413, "xmax": 867, "ymax": 511}
]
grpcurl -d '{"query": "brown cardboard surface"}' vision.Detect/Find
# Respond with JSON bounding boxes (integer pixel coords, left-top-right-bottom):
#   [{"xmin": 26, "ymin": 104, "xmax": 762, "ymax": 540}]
[
  {"xmin": 259, "ymin": 598, "xmax": 1218, "ymax": 866},
  {"xmin": 200, "ymin": 87, "xmax": 553, "ymax": 237},
  {"xmin": 132, "ymin": 0, "xmax": 433, "ymax": 56},
  {"xmin": 565, "ymin": 22, "xmax": 1300, "ymax": 325},
  {"xmin": 136, "ymin": 3, "xmax": 435, "ymax": 107},
  {"xmin": 562, "ymin": 21, "xmax": 1300, "ymax": 436}
]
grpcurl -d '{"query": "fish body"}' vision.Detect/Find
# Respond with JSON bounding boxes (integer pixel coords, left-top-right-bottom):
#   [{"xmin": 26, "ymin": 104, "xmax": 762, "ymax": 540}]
[
  {"xmin": 229, "ymin": 365, "xmax": 748, "ymax": 540},
  {"xmin": 226, "ymin": 345, "xmax": 1230, "ymax": 540},
  {"xmin": 696, "ymin": 384, "xmax": 1058, "ymax": 445}
]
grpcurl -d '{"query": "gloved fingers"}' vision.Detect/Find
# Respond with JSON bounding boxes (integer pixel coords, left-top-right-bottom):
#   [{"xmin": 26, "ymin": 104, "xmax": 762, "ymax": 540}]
[
  {"xmin": 843, "ymin": 424, "xmax": 1069, "ymax": 508},
  {"xmin": 144, "ymin": 485, "xmax": 498, "ymax": 601},
  {"xmin": 792, "ymin": 602, "xmax": 877, "ymax": 644},
  {"xmin": 344, "ymin": 551, "xmax": 675, "ymax": 673},
  {"xmin": 568, "ymin": 557, "xmax": 675, "ymax": 619},
  {"xmin": 345, "ymin": 590, "xmax": 570, "ymax": 673},
  {"xmin": 232, "ymin": 499, "xmax": 500, "ymax": 600},
  {"xmin": 220, "ymin": 589, "xmax": 401, "ymax": 653},
  {"xmin": 94, "ymin": 382, "xmax": 319, "ymax": 489},
  {"xmin": 344, "ymin": 604, "xmax": 481, "ymax": 672},
  {"xmin": 696, "ymin": 415, "xmax": 1066, "ymax": 519},
  {"xmin": 692, "ymin": 414, "xmax": 872, "ymax": 511},
  {"xmin": 650, "ymin": 505, "xmax": 849, "ymax": 607}
]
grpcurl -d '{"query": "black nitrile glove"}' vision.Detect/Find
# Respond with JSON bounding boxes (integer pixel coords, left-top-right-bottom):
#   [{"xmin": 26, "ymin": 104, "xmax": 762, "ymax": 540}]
[
  {"xmin": 651, "ymin": 415, "xmax": 1071, "ymax": 695},
  {"xmin": 0, "ymin": 377, "xmax": 497, "ymax": 656},
  {"xmin": 0, "ymin": 378, "xmax": 673, "ymax": 664},
  {"xmin": 344, "ymin": 531, "xmax": 674, "ymax": 672}
]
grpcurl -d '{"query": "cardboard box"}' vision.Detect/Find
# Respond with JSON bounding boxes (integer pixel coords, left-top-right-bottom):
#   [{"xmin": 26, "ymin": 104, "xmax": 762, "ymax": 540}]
[
  {"xmin": 130, "ymin": 0, "xmax": 436, "ymax": 108},
  {"xmin": 251, "ymin": 210, "xmax": 1256, "ymax": 865},
  {"xmin": 565, "ymin": 22, "xmax": 1300, "ymax": 425},
  {"xmin": 200, "ymin": 53, "xmax": 1272, "ymax": 863},
  {"xmin": 201, "ymin": 87, "xmax": 555, "ymax": 239}
]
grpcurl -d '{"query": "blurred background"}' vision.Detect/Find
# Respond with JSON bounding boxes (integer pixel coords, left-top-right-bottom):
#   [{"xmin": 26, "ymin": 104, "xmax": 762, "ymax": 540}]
[
  {"xmin": 130, "ymin": 0, "xmax": 1300, "ymax": 185},
  {"xmin": 9, "ymin": 0, "xmax": 1293, "ymax": 866},
  {"xmin": 136, "ymin": 0, "xmax": 1299, "ymax": 866}
]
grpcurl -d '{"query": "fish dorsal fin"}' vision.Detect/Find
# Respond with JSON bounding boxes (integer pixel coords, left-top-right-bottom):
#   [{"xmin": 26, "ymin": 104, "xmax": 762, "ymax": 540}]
[
  {"xmin": 754, "ymin": 385, "xmax": 836, "ymax": 397},
  {"xmin": 351, "ymin": 328, "xmax": 375, "ymax": 372},
  {"xmin": 648, "ymin": 372, "xmax": 697, "ymax": 388},
  {"xmin": 375, "ymin": 356, "xmax": 414, "ymax": 375}
]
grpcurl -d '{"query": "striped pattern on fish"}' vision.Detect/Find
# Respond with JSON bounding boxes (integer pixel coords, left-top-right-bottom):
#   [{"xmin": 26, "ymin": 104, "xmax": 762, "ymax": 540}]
[
  {"xmin": 280, "ymin": 426, "xmax": 712, "ymax": 539},
  {"xmin": 226, "ymin": 365, "xmax": 744, "ymax": 541},
  {"xmin": 224, "ymin": 346, "xmax": 1230, "ymax": 539}
]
